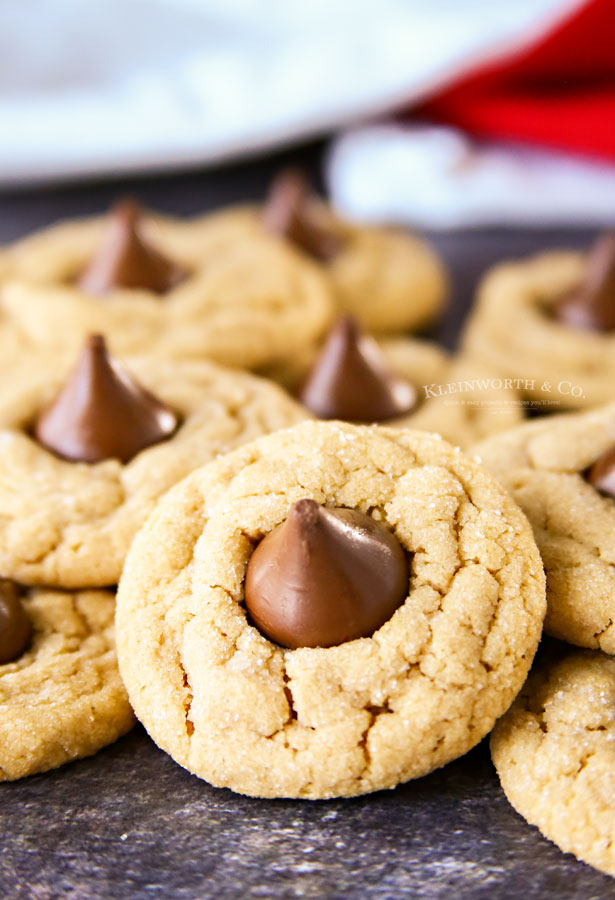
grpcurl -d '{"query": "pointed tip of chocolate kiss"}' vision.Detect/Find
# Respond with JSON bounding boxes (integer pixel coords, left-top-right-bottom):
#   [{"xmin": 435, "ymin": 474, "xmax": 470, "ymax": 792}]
[
  {"xmin": 290, "ymin": 497, "xmax": 321, "ymax": 528},
  {"xmin": 34, "ymin": 333, "xmax": 179, "ymax": 464},
  {"xmin": 554, "ymin": 231, "xmax": 615, "ymax": 332},
  {"xmin": 244, "ymin": 500, "xmax": 408, "ymax": 649},
  {"xmin": 262, "ymin": 169, "xmax": 343, "ymax": 262},
  {"xmin": 85, "ymin": 332, "xmax": 107, "ymax": 355},
  {"xmin": 586, "ymin": 443, "xmax": 615, "ymax": 498},
  {"xmin": 299, "ymin": 316, "xmax": 417, "ymax": 422},
  {"xmin": 112, "ymin": 197, "xmax": 139, "ymax": 227},
  {"xmin": 78, "ymin": 199, "xmax": 187, "ymax": 296},
  {"xmin": 262, "ymin": 169, "xmax": 308, "ymax": 231},
  {"xmin": 0, "ymin": 579, "xmax": 32, "ymax": 665}
]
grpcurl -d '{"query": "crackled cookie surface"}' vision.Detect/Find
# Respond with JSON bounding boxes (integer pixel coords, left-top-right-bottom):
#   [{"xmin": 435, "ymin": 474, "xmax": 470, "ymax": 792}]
[
  {"xmin": 116, "ymin": 421, "xmax": 545, "ymax": 799},
  {"xmin": 0, "ymin": 357, "xmax": 309, "ymax": 588},
  {"xmin": 2, "ymin": 212, "xmax": 334, "ymax": 370},
  {"xmin": 0, "ymin": 587, "xmax": 134, "ymax": 780},
  {"xmin": 462, "ymin": 251, "xmax": 615, "ymax": 408},
  {"xmin": 491, "ymin": 649, "xmax": 615, "ymax": 877},
  {"xmin": 474, "ymin": 404, "xmax": 615, "ymax": 654}
]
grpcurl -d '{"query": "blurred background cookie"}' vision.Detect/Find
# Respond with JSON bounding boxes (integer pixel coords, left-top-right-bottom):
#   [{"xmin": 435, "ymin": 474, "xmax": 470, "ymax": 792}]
[
  {"xmin": 1, "ymin": 200, "xmax": 335, "ymax": 371},
  {"xmin": 191, "ymin": 171, "xmax": 448, "ymax": 334},
  {"xmin": 462, "ymin": 240, "xmax": 615, "ymax": 409}
]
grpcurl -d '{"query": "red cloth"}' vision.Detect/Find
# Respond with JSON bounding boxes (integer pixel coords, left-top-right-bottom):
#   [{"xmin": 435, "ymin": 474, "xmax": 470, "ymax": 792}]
[{"xmin": 417, "ymin": 0, "xmax": 615, "ymax": 161}]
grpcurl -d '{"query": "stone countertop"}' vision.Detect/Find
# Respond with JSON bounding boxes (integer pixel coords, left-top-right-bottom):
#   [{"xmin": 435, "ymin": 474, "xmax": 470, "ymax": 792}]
[
  {"xmin": 3, "ymin": 728, "xmax": 611, "ymax": 899},
  {"xmin": 0, "ymin": 141, "xmax": 609, "ymax": 899}
]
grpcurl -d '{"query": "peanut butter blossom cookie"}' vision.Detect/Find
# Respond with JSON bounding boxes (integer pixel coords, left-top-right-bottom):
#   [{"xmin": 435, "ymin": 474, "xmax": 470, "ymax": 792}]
[
  {"xmin": 491, "ymin": 649, "xmax": 615, "ymax": 877},
  {"xmin": 0, "ymin": 335, "xmax": 309, "ymax": 588},
  {"xmin": 1, "ymin": 200, "xmax": 334, "ymax": 370},
  {"xmin": 462, "ymin": 235, "xmax": 615, "ymax": 409},
  {"xmin": 0, "ymin": 579, "xmax": 134, "ymax": 780},
  {"xmin": 116, "ymin": 420, "xmax": 545, "ymax": 799},
  {"xmin": 473, "ymin": 404, "xmax": 615, "ymax": 654},
  {"xmin": 261, "ymin": 316, "xmax": 523, "ymax": 448},
  {"xmin": 188, "ymin": 170, "xmax": 448, "ymax": 334}
]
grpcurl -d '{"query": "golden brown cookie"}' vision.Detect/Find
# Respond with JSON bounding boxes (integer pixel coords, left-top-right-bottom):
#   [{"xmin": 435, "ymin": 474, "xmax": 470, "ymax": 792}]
[
  {"xmin": 462, "ymin": 250, "xmax": 614, "ymax": 409},
  {"xmin": 473, "ymin": 404, "xmax": 615, "ymax": 654},
  {"xmin": 0, "ymin": 354, "xmax": 309, "ymax": 588},
  {"xmin": 1, "ymin": 211, "xmax": 334, "ymax": 370},
  {"xmin": 116, "ymin": 420, "xmax": 545, "ymax": 799},
  {"xmin": 0, "ymin": 586, "xmax": 134, "ymax": 781},
  {"xmin": 491, "ymin": 649, "xmax": 615, "ymax": 877},
  {"xmin": 188, "ymin": 198, "xmax": 447, "ymax": 334},
  {"xmin": 383, "ymin": 342, "xmax": 524, "ymax": 448},
  {"xmin": 326, "ymin": 223, "xmax": 447, "ymax": 333}
]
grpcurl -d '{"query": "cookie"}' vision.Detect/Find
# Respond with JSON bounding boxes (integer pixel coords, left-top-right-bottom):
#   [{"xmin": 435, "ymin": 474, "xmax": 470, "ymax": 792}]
[
  {"xmin": 116, "ymin": 420, "xmax": 545, "ymax": 799},
  {"xmin": 1, "ymin": 203, "xmax": 334, "ymax": 370},
  {"xmin": 462, "ymin": 248, "xmax": 615, "ymax": 409},
  {"xmin": 371, "ymin": 340, "xmax": 524, "ymax": 448},
  {"xmin": 189, "ymin": 171, "xmax": 447, "ymax": 334},
  {"xmin": 0, "ymin": 584, "xmax": 134, "ymax": 781},
  {"xmin": 260, "ymin": 319, "xmax": 523, "ymax": 449},
  {"xmin": 491, "ymin": 649, "xmax": 615, "ymax": 877},
  {"xmin": 0, "ymin": 345, "xmax": 309, "ymax": 588},
  {"xmin": 473, "ymin": 404, "xmax": 615, "ymax": 654}
]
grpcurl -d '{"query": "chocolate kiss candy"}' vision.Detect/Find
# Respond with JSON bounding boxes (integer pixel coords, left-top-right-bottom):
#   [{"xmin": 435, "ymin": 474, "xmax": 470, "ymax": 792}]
[
  {"xmin": 586, "ymin": 444, "xmax": 615, "ymax": 498},
  {"xmin": 554, "ymin": 232, "xmax": 615, "ymax": 332},
  {"xmin": 261, "ymin": 169, "xmax": 344, "ymax": 262},
  {"xmin": 78, "ymin": 200, "xmax": 187, "ymax": 295},
  {"xmin": 299, "ymin": 316, "xmax": 417, "ymax": 421},
  {"xmin": 0, "ymin": 579, "xmax": 32, "ymax": 665},
  {"xmin": 34, "ymin": 334, "xmax": 179, "ymax": 463},
  {"xmin": 244, "ymin": 499, "xmax": 408, "ymax": 649}
]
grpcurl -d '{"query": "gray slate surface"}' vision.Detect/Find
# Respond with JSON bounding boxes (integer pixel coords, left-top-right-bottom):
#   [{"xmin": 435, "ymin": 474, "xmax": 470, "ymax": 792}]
[{"xmin": 2, "ymin": 729, "xmax": 612, "ymax": 899}]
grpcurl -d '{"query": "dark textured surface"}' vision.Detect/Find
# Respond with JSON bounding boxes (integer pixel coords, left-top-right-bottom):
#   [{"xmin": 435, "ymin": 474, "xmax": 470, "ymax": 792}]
[
  {"xmin": 0, "ymin": 142, "xmax": 608, "ymax": 900},
  {"xmin": 2, "ymin": 729, "xmax": 612, "ymax": 900}
]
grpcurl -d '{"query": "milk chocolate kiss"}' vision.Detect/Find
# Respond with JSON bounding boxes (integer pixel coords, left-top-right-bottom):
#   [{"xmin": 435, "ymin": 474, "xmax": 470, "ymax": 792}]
[
  {"xmin": 262, "ymin": 170, "xmax": 344, "ymax": 262},
  {"xmin": 244, "ymin": 499, "xmax": 408, "ymax": 649},
  {"xmin": 299, "ymin": 316, "xmax": 417, "ymax": 422},
  {"xmin": 34, "ymin": 334, "xmax": 179, "ymax": 463},
  {"xmin": 554, "ymin": 232, "xmax": 615, "ymax": 332},
  {"xmin": 586, "ymin": 444, "xmax": 615, "ymax": 498},
  {"xmin": 0, "ymin": 580, "xmax": 32, "ymax": 665},
  {"xmin": 78, "ymin": 200, "xmax": 186, "ymax": 295}
]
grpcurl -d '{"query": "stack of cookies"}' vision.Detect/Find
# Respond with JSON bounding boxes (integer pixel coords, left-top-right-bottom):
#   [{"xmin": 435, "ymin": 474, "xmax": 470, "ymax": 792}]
[
  {"xmin": 464, "ymin": 231, "xmax": 615, "ymax": 877},
  {"xmin": 0, "ymin": 197, "xmax": 315, "ymax": 779},
  {"xmin": 473, "ymin": 404, "xmax": 615, "ymax": 878},
  {"xmin": 0, "ymin": 171, "xmax": 613, "ymax": 880}
]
